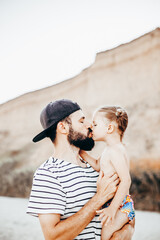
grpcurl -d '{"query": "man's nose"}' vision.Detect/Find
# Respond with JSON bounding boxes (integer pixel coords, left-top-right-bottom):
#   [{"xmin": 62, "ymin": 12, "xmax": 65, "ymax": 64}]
[{"xmin": 85, "ymin": 121, "xmax": 92, "ymax": 130}]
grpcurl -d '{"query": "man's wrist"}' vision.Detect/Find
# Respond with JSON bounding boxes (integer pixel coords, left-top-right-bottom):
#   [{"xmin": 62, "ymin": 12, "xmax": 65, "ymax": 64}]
[{"xmin": 93, "ymin": 192, "xmax": 109, "ymax": 210}]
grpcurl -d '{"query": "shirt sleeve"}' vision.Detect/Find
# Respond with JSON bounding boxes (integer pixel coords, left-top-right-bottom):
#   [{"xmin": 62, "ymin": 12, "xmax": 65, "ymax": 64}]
[{"xmin": 26, "ymin": 167, "xmax": 66, "ymax": 217}]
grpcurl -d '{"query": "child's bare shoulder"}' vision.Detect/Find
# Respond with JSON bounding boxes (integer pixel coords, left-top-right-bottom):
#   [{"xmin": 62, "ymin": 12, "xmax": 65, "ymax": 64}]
[
  {"xmin": 101, "ymin": 147, "xmax": 110, "ymax": 157},
  {"xmin": 109, "ymin": 144, "xmax": 126, "ymax": 160},
  {"xmin": 110, "ymin": 143, "xmax": 126, "ymax": 153}
]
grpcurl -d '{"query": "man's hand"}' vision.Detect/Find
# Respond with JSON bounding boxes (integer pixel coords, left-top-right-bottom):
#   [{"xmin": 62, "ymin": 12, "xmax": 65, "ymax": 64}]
[
  {"xmin": 96, "ymin": 171, "xmax": 119, "ymax": 207},
  {"xmin": 111, "ymin": 218, "xmax": 135, "ymax": 240}
]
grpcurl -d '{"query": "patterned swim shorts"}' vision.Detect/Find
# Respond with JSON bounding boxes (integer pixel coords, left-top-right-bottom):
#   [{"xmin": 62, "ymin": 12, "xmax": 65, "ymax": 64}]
[{"xmin": 103, "ymin": 194, "xmax": 135, "ymax": 221}]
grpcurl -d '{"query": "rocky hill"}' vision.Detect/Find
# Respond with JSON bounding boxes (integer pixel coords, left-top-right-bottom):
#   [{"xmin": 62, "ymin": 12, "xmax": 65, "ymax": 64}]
[{"xmin": 0, "ymin": 28, "xmax": 160, "ymax": 211}]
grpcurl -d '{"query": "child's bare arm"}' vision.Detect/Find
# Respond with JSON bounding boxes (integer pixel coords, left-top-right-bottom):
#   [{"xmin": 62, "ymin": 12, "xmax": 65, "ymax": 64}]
[
  {"xmin": 97, "ymin": 149, "xmax": 131, "ymax": 224},
  {"xmin": 79, "ymin": 150, "xmax": 100, "ymax": 171},
  {"xmin": 109, "ymin": 149, "xmax": 131, "ymax": 213}
]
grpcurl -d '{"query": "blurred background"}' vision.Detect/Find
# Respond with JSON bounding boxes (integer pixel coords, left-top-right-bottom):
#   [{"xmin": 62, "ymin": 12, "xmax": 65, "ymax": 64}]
[{"xmin": 0, "ymin": 0, "xmax": 160, "ymax": 239}]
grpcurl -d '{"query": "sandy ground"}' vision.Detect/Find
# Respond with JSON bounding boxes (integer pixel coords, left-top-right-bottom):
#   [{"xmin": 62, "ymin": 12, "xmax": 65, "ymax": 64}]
[{"xmin": 0, "ymin": 197, "xmax": 160, "ymax": 240}]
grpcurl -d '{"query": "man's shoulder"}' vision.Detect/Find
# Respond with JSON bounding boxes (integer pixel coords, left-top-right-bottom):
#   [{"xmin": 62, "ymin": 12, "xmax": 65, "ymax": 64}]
[{"xmin": 34, "ymin": 157, "xmax": 72, "ymax": 176}]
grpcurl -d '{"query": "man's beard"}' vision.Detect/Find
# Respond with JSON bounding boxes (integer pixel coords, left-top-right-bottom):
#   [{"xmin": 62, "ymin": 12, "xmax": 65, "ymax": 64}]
[{"xmin": 67, "ymin": 126, "xmax": 95, "ymax": 151}]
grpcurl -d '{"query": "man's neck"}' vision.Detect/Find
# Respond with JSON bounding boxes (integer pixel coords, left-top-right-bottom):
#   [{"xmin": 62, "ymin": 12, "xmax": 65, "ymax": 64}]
[{"xmin": 53, "ymin": 138, "xmax": 86, "ymax": 167}]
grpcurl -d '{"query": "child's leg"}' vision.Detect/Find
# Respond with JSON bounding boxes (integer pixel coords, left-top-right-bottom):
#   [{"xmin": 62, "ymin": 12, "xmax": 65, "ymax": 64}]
[{"xmin": 101, "ymin": 209, "xmax": 128, "ymax": 240}]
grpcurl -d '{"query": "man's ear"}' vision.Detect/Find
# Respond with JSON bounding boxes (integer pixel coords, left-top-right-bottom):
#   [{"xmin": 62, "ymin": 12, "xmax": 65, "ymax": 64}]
[
  {"xmin": 57, "ymin": 121, "xmax": 68, "ymax": 134},
  {"xmin": 107, "ymin": 124, "xmax": 114, "ymax": 134}
]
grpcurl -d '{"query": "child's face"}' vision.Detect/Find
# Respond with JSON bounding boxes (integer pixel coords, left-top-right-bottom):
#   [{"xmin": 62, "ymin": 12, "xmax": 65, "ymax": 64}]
[{"xmin": 92, "ymin": 113, "xmax": 109, "ymax": 141}]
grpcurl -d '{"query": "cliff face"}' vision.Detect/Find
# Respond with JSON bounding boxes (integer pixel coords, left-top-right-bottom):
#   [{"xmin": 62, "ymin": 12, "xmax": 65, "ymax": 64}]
[{"xmin": 0, "ymin": 29, "xmax": 160, "ymax": 210}]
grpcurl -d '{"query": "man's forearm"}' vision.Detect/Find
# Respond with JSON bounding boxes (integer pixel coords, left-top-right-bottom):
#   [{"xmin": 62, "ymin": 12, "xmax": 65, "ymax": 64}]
[
  {"xmin": 39, "ymin": 172, "xmax": 119, "ymax": 240},
  {"xmin": 47, "ymin": 193, "xmax": 103, "ymax": 240}
]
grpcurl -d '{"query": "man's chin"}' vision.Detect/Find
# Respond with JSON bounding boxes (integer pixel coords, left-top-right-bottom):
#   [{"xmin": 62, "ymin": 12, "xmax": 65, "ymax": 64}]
[{"xmin": 80, "ymin": 137, "xmax": 95, "ymax": 151}]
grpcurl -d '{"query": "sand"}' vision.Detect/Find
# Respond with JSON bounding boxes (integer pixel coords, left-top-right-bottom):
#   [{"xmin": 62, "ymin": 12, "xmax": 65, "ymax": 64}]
[{"xmin": 0, "ymin": 197, "xmax": 160, "ymax": 240}]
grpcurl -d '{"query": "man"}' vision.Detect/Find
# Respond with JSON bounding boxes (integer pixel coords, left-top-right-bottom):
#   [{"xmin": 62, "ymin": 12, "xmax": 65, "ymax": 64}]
[{"xmin": 27, "ymin": 99, "xmax": 135, "ymax": 239}]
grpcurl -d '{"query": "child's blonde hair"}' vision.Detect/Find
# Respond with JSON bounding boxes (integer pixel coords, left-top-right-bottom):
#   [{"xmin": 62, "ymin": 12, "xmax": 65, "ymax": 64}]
[{"xmin": 97, "ymin": 106, "xmax": 128, "ymax": 141}]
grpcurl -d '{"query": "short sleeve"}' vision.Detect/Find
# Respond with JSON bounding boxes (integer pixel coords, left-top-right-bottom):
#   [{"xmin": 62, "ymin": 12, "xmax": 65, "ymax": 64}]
[{"xmin": 27, "ymin": 167, "xmax": 66, "ymax": 217}]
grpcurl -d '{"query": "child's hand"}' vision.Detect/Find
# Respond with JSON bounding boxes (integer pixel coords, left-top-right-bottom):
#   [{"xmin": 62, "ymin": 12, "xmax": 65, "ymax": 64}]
[{"xmin": 96, "ymin": 206, "xmax": 116, "ymax": 226}]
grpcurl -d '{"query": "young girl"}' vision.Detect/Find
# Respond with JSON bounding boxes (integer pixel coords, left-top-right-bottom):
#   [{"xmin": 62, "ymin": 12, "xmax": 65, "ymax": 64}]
[{"xmin": 80, "ymin": 106, "xmax": 135, "ymax": 240}]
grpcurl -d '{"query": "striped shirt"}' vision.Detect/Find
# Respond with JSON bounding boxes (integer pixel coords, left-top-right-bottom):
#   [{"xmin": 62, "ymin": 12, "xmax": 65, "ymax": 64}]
[{"xmin": 27, "ymin": 157, "xmax": 102, "ymax": 239}]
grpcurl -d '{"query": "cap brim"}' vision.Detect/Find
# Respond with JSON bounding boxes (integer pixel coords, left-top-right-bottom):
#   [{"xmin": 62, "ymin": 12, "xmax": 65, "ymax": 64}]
[
  {"xmin": 32, "ymin": 122, "xmax": 58, "ymax": 143},
  {"xmin": 32, "ymin": 128, "xmax": 48, "ymax": 142}
]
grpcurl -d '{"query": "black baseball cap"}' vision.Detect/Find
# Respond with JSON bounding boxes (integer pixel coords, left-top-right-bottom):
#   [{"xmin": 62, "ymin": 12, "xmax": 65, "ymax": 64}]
[{"xmin": 33, "ymin": 99, "xmax": 81, "ymax": 142}]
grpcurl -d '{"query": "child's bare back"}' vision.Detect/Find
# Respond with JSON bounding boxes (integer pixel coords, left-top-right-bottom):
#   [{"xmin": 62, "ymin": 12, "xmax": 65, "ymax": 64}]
[{"xmin": 100, "ymin": 143, "xmax": 129, "ymax": 178}]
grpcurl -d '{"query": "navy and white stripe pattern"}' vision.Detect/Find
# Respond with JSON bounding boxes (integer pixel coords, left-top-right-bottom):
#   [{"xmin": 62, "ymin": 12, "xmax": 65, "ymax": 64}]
[{"xmin": 27, "ymin": 157, "xmax": 102, "ymax": 239}]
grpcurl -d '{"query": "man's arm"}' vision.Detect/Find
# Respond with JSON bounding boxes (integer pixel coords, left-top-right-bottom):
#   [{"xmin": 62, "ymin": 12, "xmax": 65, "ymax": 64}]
[
  {"xmin": 111, "ymin": 218, "xmax": 135, "ymax": 240},
  {"xmin": 39, "ymin": 171, "xmax": 119, "ymax": 240}
]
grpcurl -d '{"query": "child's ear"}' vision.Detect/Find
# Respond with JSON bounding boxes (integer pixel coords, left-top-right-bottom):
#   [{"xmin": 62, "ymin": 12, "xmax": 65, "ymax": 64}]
[
  {"xmin": 57, "ymin": 122, "xmax": 68, "ymax": 134},
  {"xmin": 107, "ymin": 124, "xmax": 114, "ymax": 134}
]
